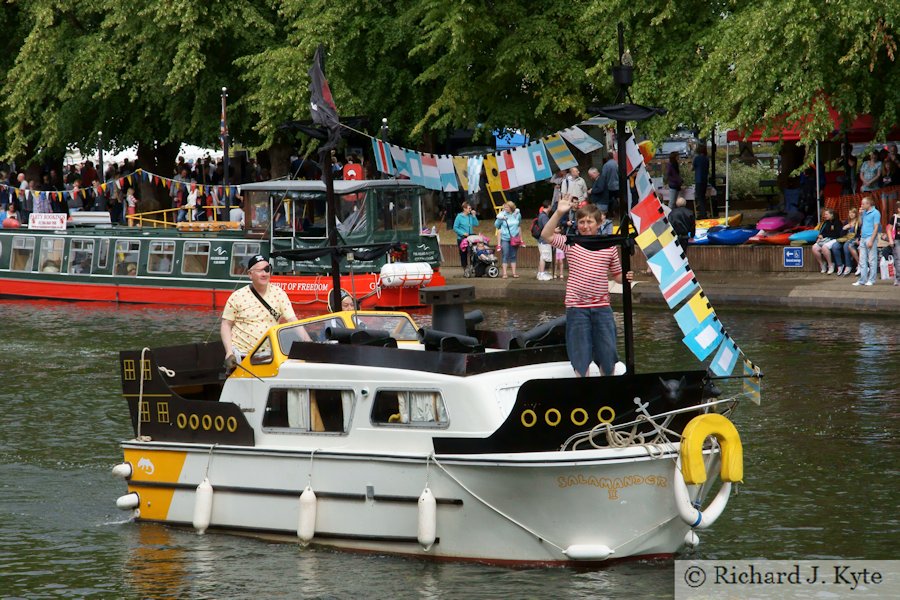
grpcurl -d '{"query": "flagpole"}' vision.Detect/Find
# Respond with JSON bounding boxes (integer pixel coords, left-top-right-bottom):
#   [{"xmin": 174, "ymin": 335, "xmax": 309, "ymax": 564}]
[
  {"xmin": 613, "ymin": 22, "xmax": 635, "ymax": 376},
  {"xmin": 221, "ymin": 87, "xmax": 231, "ymax": 212}
]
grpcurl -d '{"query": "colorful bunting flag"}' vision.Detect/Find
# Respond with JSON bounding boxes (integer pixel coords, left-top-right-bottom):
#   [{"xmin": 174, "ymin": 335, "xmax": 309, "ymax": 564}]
[
  {"xmin": 625, "ymin": 135, "xmax": 644, "ymax": 174},
  {"xmin": 743, "ymin": 359, "xmax": 762, "ymax": 404},
  {"xmin": 630, "ymin": 191, "xmax": 665, "ymax": 233},
  {"xmin": 483, "ymin": 154, "xmax": 502, "ymax": 192},
  {"xmin": 436, "ymin": 155, "xmax": 459, "ymax": 192},
  {"xmin": 674, "ymin": 290, "xmax": 713, "ymax": 335},
  {"xmin": 635, "ymin": 218, "xmax": 677, "ymax": 258},
  {"xmin": 466, "ymin": 155, "xmax": 484, "ymax": 194},
  {"xmin": 405, "ymin": 150, "xmax": 425, "ymax": 186},
  {"xmin": 710, "ymin": 336, "xmax": 739, "ymax": 376},
  {"xmin": 682, "ymin": 314, "xmax": 725, "ymax": 361},
  {"xmin": 646, "ymin": 238, "xmax": 687, "ymax": 285},
  {"xmin": 527, "ymin": 141, "xmax": 553, "ymax": 182},
  {"xmin": 420, "ymin": 153, "xmax": 443, "ymax": 191},
  {"xmin": 389, "ymin": 144, "xmax": 410, "ymax": 178},
  {"xmin": 496, "ymin": 151, "xmax": 519, "ymax": 190},
  {"xmin": 452, "ymin": 156, "xmax": 469, "ymax": 191},
  {"xmin": 542, "ymin": 134, "xmax": 578, "ymax": 170},
  {"xmin": 559, "ymin": 126, "xmax": 604, "ymax": 153},
  {"xmin": 372, "ymin": 138, "xmax": 394, "ymax": 175},
  {"xmin": 632, "ymin": 165, "xmax": 656, "ymax": 205},
  {"xmin": 510, "ymin": 146, "xmax": 537, "ymax": 187},
  {"xmin": 661, "ymin": 266, "xmax": 699, "ymax": 309}
]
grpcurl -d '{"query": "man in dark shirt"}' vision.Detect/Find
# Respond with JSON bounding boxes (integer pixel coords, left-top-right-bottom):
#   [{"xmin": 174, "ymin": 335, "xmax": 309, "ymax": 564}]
[
  {"xmin": 692, "ymin": 146, "xmax": 710, "ymax": 219},
  {"xmin": 668, "ymin": 197, "xmax": 696, "ymax": 248}
]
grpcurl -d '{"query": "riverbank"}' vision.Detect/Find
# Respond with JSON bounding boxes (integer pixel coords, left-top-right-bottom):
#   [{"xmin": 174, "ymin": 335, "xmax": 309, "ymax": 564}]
[{"xmin": 439, "ymin": 266, "xmax": 900, "ymax": 314}]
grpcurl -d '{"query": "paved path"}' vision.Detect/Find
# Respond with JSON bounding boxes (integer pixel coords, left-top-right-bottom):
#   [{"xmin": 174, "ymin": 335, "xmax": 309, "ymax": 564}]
[{"xmin": 439, "ymin": 267, "xmax": 900, "ymax": 314}]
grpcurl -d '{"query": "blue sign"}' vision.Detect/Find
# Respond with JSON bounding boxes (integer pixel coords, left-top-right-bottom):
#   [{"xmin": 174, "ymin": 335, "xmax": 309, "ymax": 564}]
[{"xmin": 783, "ymin": 247, "xmax": 804, "ymax": 268}]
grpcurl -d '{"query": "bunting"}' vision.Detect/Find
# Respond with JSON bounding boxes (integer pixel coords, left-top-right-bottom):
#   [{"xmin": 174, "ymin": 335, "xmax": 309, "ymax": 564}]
[
  {"xmin": 743, "ymin": 359, "xmax": 762, "ymax": 404},
  {"xmin": 673, "ymin": 290, "xmax": 713, "ymax": 335},
  {"xmin": 542, "ymin": 133, "xmax": 578, "ymax": 170},
  {"xmin": 437, "ymin": 155, "xmax": 459, "ymax": 192},
  {"xmin": 466, "ymin": 156, "xmax": 484, "ymax": 194},
  {"xmin": 389, "ymin": 144, "xmax": 410, "ymax": 178},
  {"xmin": 682, "ymin": 314, "xmax": 725, "ymax": 361},
  {"xmin": 710, "ymin": 336, "xmax": 739, "ymax": 376},
  {"xmin": 452, "ymin": 156, "xmax": 470, "ymax": 191},
  {"xmin": 420, "ymin": 153, "xmax": 443, "ymax": 191},
  {"xmin": 372, "ymin": 138, "xmax": 394, "ymax": 175},
  {"xmin": 559, "ymin": 126, "xmax": 604, "ymax": 154}
]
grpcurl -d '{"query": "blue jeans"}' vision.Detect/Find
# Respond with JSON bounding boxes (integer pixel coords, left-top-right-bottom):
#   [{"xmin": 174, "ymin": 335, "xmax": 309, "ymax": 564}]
[
  {"xmin": 858, "ymin": 240, "xmax": 878, "ymax": 284},
  {"xmin": 830, "ymin": 242, "xmax": 846, "ymax": 268},
  {"xmin": 500, "ymin": 239, "xmax": 519, "ymax": 264},
  {"xmin": 565, "ymin": 306, "xmax": 618, "ymax": 376}
]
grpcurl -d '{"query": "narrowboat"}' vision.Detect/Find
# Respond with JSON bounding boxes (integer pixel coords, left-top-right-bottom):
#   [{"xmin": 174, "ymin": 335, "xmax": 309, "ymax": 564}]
[{"xmin": 0, "ymin": 179, "xmax": 445, "ymax": 309}]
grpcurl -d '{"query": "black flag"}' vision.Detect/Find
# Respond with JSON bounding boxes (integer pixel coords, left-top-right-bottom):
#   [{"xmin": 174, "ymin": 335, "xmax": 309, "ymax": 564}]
[{"xmin": 308, "ymin": 44, "xmax": 342, "ymax": 151}]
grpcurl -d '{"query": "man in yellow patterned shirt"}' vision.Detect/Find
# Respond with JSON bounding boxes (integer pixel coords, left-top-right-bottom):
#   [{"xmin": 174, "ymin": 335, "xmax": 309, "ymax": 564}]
[{"xmin": 221, "ymin": 255, "xmax": 297, "ymax": 366}]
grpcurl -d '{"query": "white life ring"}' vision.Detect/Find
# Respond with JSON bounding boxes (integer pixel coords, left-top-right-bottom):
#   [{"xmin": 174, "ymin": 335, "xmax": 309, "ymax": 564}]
[{"xmin": 673, "ymin": 457, "xmax": 731, "ymax": 529}]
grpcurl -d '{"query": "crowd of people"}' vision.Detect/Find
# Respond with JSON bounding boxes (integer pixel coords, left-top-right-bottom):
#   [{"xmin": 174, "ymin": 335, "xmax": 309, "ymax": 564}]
[{"xmin": 0, "ymin": 154, "xmax": 257, "ymax": 227}]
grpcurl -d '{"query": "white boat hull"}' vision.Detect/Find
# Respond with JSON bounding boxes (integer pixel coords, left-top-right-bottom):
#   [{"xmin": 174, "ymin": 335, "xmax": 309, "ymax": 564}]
[{"xmin": 122, "ymin": 442, "xmax": 716, "ymax": 565}]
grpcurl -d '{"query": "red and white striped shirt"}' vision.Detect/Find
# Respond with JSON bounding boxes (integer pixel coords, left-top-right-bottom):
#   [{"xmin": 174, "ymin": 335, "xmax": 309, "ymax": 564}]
[{"xmin": 550, "ymin": 234, "xmax": 622, "ymax": 308}]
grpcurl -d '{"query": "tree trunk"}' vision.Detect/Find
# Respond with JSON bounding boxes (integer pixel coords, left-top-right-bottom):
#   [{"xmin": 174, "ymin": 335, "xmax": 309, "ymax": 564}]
[
  {"xmin": 135, "ymin": 141, "xmax": 180, "ymax": 218},
  {"xmin": 264, "ymin": 142, "xmax": 292, "ymax": 180}
]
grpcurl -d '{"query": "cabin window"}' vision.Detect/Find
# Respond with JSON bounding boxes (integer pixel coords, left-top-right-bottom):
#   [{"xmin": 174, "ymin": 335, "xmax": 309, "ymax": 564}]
[
  {"xmin": 231, "ymin": 242, "xmax": 262, "ymax": 276},
  {"xmin": 277, "ymin": 317, "xmax": 343, "ymax": 353},
  {"xmin": 11, "ymin": 236, "xmax": 36, "ymax": 271},
  {"xmin": 262, "ymin": 387, "xmax": 353, "ymax": 433},
  {"xmin": 246, "ymin": 191, "xmax": 270, "ymax": 232},
  {"xmin": 371, "ymin": 390, "xmax": 448, "ymax": 427},
  {"xmin": 114, "ymin": 240, "xmax": 141, "ymax": 276},
  {"xmin": 147, "ymin": 241, "xmax": 175, "ymax": 274},
  {"xmin": 352, "ymin": 314, "xmax": 418, "ymax": 341},
  {"xmin": 337, "ymin": 191, "xmax": 368, "ymax": 237},
  {"xmin": 38, "ymin": 238, "xmax": 64, "ymax": 273},
  {"xmin": 373, "ymin": 188, "xmax": 418, "ymax": 233},
  {"xmin": 249, "ymin": 337, "xmax": 273, "ymax": 365},
  {"xmin": 68, "ymin": 239, "xmax": 94, "ymax": 274},
  {"xmin": 289, "ymin": 191, "xmax": 327, "ymax": 238},
  {"xmin": 97, "ymin": 238, "xmax": 110, "ymax": 269},
  {"xmin": 182, "ymin": 241, "xmax": 210, "ymax": 275}
]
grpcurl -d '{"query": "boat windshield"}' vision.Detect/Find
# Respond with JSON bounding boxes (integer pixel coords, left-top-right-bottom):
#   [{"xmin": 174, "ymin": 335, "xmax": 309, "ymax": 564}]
[{"xmin": 352, "ymin": 314, "xmax": 418, "ymax": 340}]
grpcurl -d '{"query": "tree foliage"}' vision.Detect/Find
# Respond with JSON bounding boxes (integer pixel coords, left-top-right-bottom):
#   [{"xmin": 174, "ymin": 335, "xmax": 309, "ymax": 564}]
[{"xmin": 1, "ymin": 0, "xmax": 898, "ymax": 168}]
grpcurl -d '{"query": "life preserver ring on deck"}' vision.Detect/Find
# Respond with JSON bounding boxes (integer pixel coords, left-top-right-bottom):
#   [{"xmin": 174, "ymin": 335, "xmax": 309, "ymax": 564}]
[{"xmin": 673, "ymin": 413, "xmax": 743, "ymax": 529}]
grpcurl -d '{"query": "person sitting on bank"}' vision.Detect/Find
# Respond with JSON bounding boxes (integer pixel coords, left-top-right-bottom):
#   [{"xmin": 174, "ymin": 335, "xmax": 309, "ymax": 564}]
[
  {"xmin": 811, "ymin": 208, "xmax": 843, "ymax": 274},
  {"xmin": 668, "ymin": 197, "xmax": 696, "ymax": 247},
  {"xmin": 221, "ymin": 254, "xmax": 298, "ymax": 370}
]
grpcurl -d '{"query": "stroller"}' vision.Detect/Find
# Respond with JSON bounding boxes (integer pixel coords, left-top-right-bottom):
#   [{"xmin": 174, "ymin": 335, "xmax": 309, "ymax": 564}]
[{"xmin": 460, "ymin": 234, "xmax": 500, "ymax": 278}]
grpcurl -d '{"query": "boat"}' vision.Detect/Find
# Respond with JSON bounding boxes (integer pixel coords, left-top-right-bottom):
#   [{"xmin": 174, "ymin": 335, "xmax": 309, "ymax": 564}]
[
  {"xmin": 704, "ymin": 227, "xmax": 759, "ymax": 245},
  {"xmin": 696, "ymin": 213, "xmax": 742, "ymax": 230},
  {"xmin": 0, "ymin": 179, "xmax": 445, "ymax": 309},
  {"xmin": 755, "ymin": 215, "xmax": 796, "ymax": 232},
  {"xmin": 110, "ymin": 285, "xmax": 751, "ymax": 566},
  {"xmin": 747, "ymin": 226, "xmax": 813, "ymax": 245}
]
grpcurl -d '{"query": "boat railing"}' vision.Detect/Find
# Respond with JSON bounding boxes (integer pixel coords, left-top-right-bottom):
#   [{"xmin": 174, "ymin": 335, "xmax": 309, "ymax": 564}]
[
  {"xmin": 561, "ymin": 395, "xmax": 742, "ymax": 452},
  {"xmin": 129, "ymin": 205, "xmax": 230, "ymax": 229}
]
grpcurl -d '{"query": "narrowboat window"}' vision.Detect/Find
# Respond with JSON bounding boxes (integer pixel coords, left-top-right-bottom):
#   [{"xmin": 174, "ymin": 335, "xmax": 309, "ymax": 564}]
[
  {"xmin": 246, "ymin": 191, "xmax": 270, "ymax": 232},
  {"xmin": 39, "ymin": 238, "xmax": 64, "ymax": 273},
  {"xmin": 68, "ymin": 239, "xmax": 94, "ymax": 274},
  {"xmin": 352, "ymin": 314, "xmax": 418, "ymax": 341},
  {"xmin": 263, "ymin": 387, "xmax": 353, "ymax": 433},
  {"xmin": 11, "ymin": 236, "xmax": 35, "ymax": 271},
  {"xmin": 148, "ymin": 241, "xmax": 175, "ymax": 274},
  {"xmin": 276, "ymin": 317, "xmax": 342, "ymax": 353},
  {"xmin": 182, "ymin": 241, "xmax": 210, "ymax": 275},
  {"xmin": 114, "ymin": 240, "xmax": 141, "ymax": 276},
  {"xmin": 290, "ymin": 191, "xmax": 326, "ymax": 238},
  {"xmin": 374, "ymin": 188, "xmax": 419, "ymax": 233},
  {"xmin": 371, "ymin": 390, "xmax": 448, "ymax": 426},
  {"xmin": 97, "ymin": 238, "xmax": 110, "ymax": 269},
  {"xmin": 249, "ymin": 337, "xmax": 273, "ymax": 365},
  {"xmin": 337, "ymin": 191, "xmax": 368, "ymax": 236},
  {"xmin": 231, "ymin": 242, "xmax": 262, "ymax": 276}
]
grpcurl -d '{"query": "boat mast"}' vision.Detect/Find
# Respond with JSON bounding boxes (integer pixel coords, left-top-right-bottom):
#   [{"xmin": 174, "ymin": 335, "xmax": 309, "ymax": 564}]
[
  {"xmin": 321, "ymin": 150, "xmax": 343, "ymax": 311},
  {"xmin": 613, "ymin": 22, "xmax": 635, "ymax": 375}
]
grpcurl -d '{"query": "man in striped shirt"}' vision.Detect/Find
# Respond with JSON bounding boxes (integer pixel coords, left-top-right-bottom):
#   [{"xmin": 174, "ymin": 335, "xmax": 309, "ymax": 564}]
[{"xmin": 541, "ymin": 198, "xmax": 633, "ymax": 377}]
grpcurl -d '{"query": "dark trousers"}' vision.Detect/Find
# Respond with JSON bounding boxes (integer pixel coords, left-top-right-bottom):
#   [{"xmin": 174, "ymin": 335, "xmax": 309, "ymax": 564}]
[
  {"xmin": 458, "ymin": 241, "xmax": 468, "ymax": 267},
  {"xmin": 695, "ymin": 181, "xmax": 708, "ymax": 218}
]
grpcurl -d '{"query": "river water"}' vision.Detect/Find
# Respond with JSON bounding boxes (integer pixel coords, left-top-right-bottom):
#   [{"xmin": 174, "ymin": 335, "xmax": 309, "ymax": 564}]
[{"xmin": 0, "ymin": 299, "xmax": 897, "ymax": 599}]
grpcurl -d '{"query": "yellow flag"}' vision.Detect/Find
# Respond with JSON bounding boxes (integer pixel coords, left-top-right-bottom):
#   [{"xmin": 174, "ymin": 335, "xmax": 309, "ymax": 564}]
[
  {"xmin": 483, "ymin": 154, "xmax": 502, "ymax": 193},
  {"xmin": 452, "ymin": 156, "xmax": 469, "ymax": 191}
]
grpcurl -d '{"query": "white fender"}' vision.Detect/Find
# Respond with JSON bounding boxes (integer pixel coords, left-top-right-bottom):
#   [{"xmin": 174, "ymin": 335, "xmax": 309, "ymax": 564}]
[
  {"xmin": 111, "ymin": 462, "xmax": 133, "ymax": 479},
  {"xmin": 417, "ymin": 487, "xmax": 436, "ymax": 551},
  {"xmin": 674, "ymin": 458, "xmax": 731, "ymax": 529},
  {"xmin": 563, "ymin": 544, "xmax": 614, "ymax": 561},
  {"xmin": 192, "ymin": 478, "xmax": 214, "ymax": 534},
  {"xmin": 684, "ymin": 530, "xmax": 700, "ymax": 549},
  {"xmin": 297, "ymin": 486, "xmax": 317, "ymax": 545},
  {"xmin": 116, "ymin": 492, "xmax": 140, "ymax": 510}
]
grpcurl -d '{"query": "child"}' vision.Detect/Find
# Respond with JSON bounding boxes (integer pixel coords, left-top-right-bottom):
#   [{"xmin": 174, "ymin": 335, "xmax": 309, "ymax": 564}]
[
  {"xmin": 554, "ymin": 226, "xmax": 566, "ymax": 278},
  {"xmin": 474, "ymin": 240, "xmax": 492, "ymax": 261},
  {"xmin": 541, "ymin": 197, "xmax": 633, "ymax": 376},
  {"xmin": 125, "ymin": 188, "xmax": 138, "ymax": 225}
]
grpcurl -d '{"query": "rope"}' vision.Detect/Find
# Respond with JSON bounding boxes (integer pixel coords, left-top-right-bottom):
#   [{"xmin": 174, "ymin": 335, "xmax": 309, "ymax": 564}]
[
  {"xmin": 429, "ymin": 455, "xmax": 566, "ymax": 553},
  {"xmin": 307, "ymin": 448, "xmax": 318, "ymax": 487},
  {"xmin": 203, "ymin": 443, "xmax": 218, "ymax": 479}
]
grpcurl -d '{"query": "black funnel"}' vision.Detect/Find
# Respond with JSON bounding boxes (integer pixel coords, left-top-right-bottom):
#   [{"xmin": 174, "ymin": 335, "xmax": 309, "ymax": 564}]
[{"xmin": 419, "ymin": 285, "xmax": 475, "ymax": 336}]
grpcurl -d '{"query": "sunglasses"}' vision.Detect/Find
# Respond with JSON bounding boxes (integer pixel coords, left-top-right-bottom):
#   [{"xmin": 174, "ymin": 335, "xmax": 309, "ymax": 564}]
[{"xmin": 250, "ymin": 265, "xmax": 272, "ymax": 274}]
